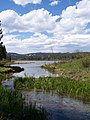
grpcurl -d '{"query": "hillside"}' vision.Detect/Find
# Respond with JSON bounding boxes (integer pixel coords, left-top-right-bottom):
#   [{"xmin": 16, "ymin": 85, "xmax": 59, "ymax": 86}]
[{"xmin": 7, "ymin": 52, "xmax": 90, "ymax": 60}]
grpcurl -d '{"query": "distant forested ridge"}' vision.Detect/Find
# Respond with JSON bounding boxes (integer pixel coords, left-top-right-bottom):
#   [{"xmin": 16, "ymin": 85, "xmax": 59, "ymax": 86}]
[{"xmin": 8, "ymin": 52, "xmax": 90, "ymax": 60}]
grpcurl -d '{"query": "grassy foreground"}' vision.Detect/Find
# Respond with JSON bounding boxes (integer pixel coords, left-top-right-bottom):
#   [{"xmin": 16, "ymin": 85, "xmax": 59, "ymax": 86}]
[
  {"xmin": 14, "ymin": 76, "xmax": 90, "ymax": 102},
  {"xmin": 0, "ymin": 86, "xmax": 48, "ymax": 120}
]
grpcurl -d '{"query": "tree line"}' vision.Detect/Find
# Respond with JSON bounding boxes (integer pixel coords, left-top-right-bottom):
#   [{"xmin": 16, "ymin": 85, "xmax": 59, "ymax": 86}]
[{"xmin": 8, "ymin": 52, "xmax": 90, "ymax": 60}]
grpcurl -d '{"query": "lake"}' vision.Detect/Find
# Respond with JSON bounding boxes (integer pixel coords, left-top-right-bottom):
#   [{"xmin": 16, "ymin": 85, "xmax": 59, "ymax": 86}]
[
  {"xmin": 2, "ymin": 60, "xmax": 90, "ymax": 120},
  {"xmin": 12, "ymin": 60, "xmax": 58, "ymax": 77}
]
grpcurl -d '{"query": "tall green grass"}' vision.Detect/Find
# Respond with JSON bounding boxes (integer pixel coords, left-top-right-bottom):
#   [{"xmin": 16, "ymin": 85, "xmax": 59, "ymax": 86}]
[
  {"xmin": 42, "ymin": 57, "xmax": 90, "ymax": 81},
  {"xmin": 0, "ymin": 74, "xmax": 12, "ymax": 83},
  {"xmin": 82, "ymin": 57, "xmax": 90, "ymax": 68},
  {"xmin": 0, "ymin": 86, "xmax": 48, "ymax": 120},
  {"xmin": 14, "ymin": 76, "xmax": 90, "ymax": 102}
]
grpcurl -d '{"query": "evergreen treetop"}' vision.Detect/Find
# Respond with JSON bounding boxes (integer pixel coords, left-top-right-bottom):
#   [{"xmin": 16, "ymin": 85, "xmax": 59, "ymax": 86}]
[{"xmin": 0, "ymin": 20, "xmax": 6, "ymax": 60}]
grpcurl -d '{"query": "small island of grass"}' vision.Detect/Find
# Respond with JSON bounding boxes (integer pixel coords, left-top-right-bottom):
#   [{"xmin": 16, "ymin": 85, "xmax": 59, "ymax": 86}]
[{"xmin": 0, "ymin": 60, "xmax": 24, "ymax": 81}]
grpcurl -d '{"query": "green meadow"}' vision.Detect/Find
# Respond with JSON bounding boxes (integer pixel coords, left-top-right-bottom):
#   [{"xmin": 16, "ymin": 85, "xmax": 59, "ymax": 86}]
[{"xmin": 42, "ymin": 57, "xmax": 90, "ymax": 81}]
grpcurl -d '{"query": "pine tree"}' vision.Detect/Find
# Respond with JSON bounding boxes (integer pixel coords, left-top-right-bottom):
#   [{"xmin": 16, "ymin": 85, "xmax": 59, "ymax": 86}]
[
  {"xmin": 0, "ymin": 20, "xmax": 3, "ymax": 41},
  {"xmin": 0, "ymin": 20, "xmax": 6, "ymax": 60}
]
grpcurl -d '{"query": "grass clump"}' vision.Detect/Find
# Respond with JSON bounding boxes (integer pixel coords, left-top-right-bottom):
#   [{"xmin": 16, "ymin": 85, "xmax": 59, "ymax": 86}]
[
  {"xmin": 0, "ymin": 86, "xmax": 48, "ymax": 120},
  {"xmin": 0, "ymin": 74, "xmax": 12, "ymax": 83},
  {"xmin": 0, "ymin": 67, "xmax": 13, "ymax": 73},
  {"xmin": 0, "ymin": 59, "xmax": 24, "ymax": 74},
  {"xmin": 0, "ymin": 66, "xmax": 24, "ymax": 73},
  {"xmin": 0, "ymin": 60, "xmax": 14, "ymax": 67},
  {"xmin": 82, "ymin": 57, "xmax": 90, "ymax": 68},
  {"xmin": 14, "ymin": 77, "xmax": 90, "ymax": 102}
]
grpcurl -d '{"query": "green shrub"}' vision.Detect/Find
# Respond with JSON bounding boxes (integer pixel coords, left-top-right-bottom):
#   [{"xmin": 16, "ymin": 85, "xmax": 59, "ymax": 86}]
[{"xmin": 82, "ymin": 58, "xmax": 90, "ymax": 67}]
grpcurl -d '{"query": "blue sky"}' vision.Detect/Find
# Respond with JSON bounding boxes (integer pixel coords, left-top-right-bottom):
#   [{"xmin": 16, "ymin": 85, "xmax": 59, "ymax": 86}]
[
  {"xmin": 0, "ymin": 0, "xmax": 80, "ymax": 15},
  {"xmin": 0, "ymin": 0, "xmax": 90, "ymax": 53}
]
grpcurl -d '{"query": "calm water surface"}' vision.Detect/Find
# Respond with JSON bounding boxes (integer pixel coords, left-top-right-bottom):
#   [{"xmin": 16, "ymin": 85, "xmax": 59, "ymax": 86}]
[
  {"xmin": 22, "ymin": 91, "xmax": 90, "ymax": 120},
  {"xmin": 2, "ymin": 61, "xmax": 90, "ymax": 120},
  {"xmin": 12, "ymin": 61, "xmax": 58, "ymax": 77}
]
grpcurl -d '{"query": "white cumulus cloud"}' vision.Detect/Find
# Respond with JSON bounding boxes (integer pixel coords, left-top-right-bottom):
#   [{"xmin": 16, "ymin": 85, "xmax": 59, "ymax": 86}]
[
  {"xmin": 12, "ymin": 0, "xmax": 42, "ymax": 6},
  {"xmin": 0, "ymin": 0, "xmax": 90, "ymax": 53},
  {"xmin": 53, "ymin": 0, "xmax": 90, "ymax": 35},
  {"xmin": 50, "ymin": 0, "xmax": 60, "ymax": 6},
  {"xmin": 0, "ymin": 8, "xmax": 59, "ymax": 34}
]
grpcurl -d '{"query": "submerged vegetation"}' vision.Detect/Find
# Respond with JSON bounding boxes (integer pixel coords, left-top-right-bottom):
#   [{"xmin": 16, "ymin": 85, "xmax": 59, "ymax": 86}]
[{"xmin": 14, "ymin": 76, "xmax": 90, "ymax": 102}]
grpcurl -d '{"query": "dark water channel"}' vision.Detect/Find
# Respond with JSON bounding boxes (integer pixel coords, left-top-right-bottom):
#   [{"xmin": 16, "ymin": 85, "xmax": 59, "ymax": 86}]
[
  {"xmin": 2, "ymin": 61, "xmax": 90, "ymax": 120},
  {"xmin": 22, "ymin": 91, "xmax": 90, "ymax": 120}
]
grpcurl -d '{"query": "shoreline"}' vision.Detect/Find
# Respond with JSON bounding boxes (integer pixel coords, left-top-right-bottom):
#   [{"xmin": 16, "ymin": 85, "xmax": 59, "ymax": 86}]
[
  {"xmin": 14, "ymin": 61, "xmax": 34, "ymax": 64},
  {"xmin": 42, "ymin": 58, "xmax": 90, "ymax": 81}
]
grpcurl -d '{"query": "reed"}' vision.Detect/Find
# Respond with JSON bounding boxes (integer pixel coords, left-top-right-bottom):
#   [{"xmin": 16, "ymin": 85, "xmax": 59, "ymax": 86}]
[
  {"xmin": 0, "ymin": 86, "xmax": 48, "ymax": 120},
  {"xmin": 14, "ymin": 76, "xmax": 90, "ymax": 102},
  {"xmin": 0, "ymin": 74, "xmax": 12, "ymax": 83}
]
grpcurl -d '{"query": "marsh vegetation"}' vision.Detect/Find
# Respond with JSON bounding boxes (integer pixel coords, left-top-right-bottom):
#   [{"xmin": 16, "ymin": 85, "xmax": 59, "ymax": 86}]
[
  {"xmin": 14, "ymin": 76, "xmax": 90, "ymax": 102},
  {"xmin": 0, "ymin": 60, "xmax": 48, "ymax": 120},
  {"xmin": 0, "ymin": 56, "xmax": 90, "ymax": 120},
  {"xmin": 42, "ymin": 57, "xmax": 90, "ymax": 81},
  {"xmin": 0, "ymin": 86, "xmax": 48, "ymax": 120}
]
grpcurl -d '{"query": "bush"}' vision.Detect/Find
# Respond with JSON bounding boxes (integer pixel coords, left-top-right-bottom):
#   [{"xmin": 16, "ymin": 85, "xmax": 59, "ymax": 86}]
[
  {"xmin": 10, "ymin": 66, "xmax": 24, "ymax": 72},
  {"xmin": 82, "ymin": 58, "xmax": 90, "ymax": 67}
]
